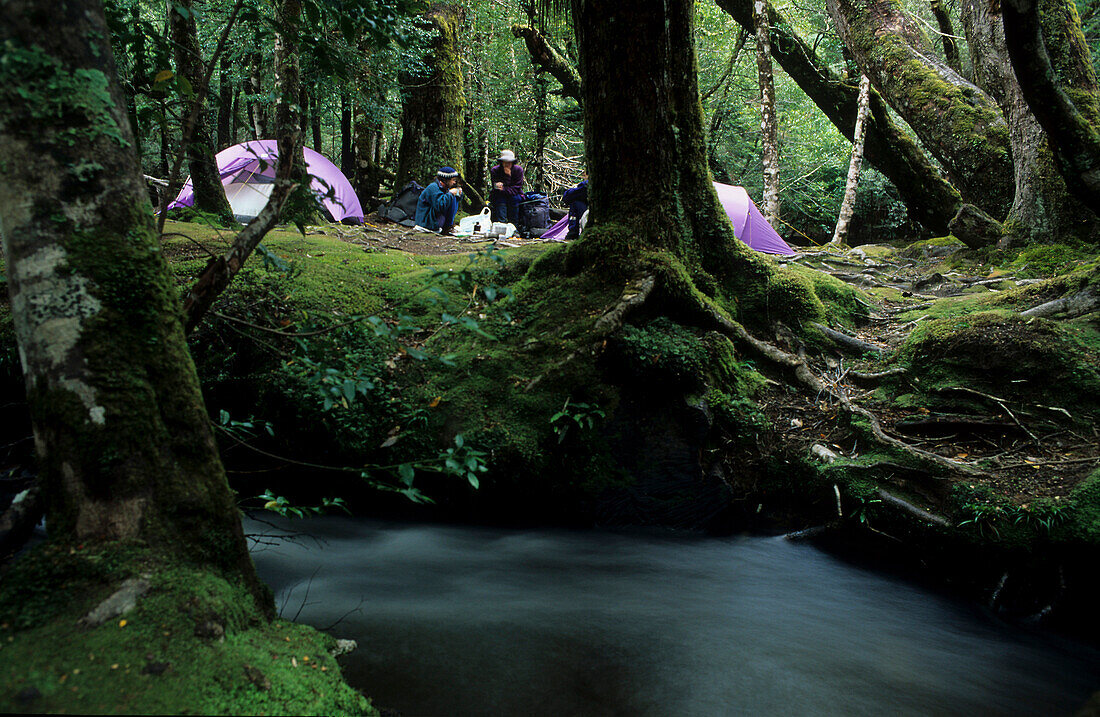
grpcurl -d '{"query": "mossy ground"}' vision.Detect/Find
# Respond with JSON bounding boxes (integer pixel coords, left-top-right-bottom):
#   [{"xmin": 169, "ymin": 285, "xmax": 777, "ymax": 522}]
[{"xmin": 0, "ymin": 541, "xmax": 375, "ymax": 715}]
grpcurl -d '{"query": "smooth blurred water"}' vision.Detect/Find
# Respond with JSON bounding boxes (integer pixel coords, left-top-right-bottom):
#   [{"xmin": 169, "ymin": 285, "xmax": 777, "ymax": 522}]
[{"xmin": 247, "ymin": 517, "xmax": 1100, "ymax": 716}]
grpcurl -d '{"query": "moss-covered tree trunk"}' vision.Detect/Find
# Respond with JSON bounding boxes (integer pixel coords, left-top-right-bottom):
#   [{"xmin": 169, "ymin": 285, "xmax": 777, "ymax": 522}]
[
  {"xmin": 272, "ymin": 0, "xmax": 318, "ymax": 225},
  {"xmin": 826, "ymin": 0, "xmax": 1015, "ymax": 220},
  {"xmin": 962, "ymin": 0, "xmax": 1100, "ymax": 244},
  {"xmin": 571, "ymin": 0, "xmax": 757, "ymax": 282},
  {"xmin": 394, "ymin": 2, "xmax": 466, "ymax": 189},
  {"xmin": 0, "ymin": 0, "xmax": 270, "ymax": 614},
  {"xmin": 511, "ymin": 24, "xmax": 583, "ymax": 106},
  {"xmin": 1002, "ymin": 0, "xmax": 1100, "ymax": 214},
  {"xmin": 714, "ymin": 0, "xmax": 962, "ymax": 235},
  {"xmin": 167, "ymin": 0, "xmax": 234, "ymax": 224}
]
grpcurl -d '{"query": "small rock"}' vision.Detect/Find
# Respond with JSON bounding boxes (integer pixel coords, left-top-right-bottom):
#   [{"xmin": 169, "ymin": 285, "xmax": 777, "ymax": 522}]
[
  {"xmin": 243, "ymin": 665, "xmax": 271, "ymax": 691},
  {"xmin": 194, "ymin": 620, "xmax": 225, "ymax": 640},
  {"xmin": 810, "ymin": 443, "xmax": 839, "ymax": 464},
  {"xmin": 331, "ymin": 638, "xmax": 358, "ymax": 657},
  {"xmin": 80, "ymin": 575, "xmax": 151, "ymax": 627}
]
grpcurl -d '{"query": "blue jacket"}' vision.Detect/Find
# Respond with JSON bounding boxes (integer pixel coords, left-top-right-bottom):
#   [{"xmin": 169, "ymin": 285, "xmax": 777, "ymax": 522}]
[
  {"xmin": 562, "ymin": 179, "xmax": 588, "ymax": 207},
  {"xmin": 414, "ymin": 180, "xmax": 457, "ymax": 229}
]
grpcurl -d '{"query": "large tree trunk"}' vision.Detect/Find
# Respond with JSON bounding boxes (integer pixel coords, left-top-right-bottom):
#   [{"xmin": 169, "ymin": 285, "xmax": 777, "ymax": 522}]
[
  {"xmin": 753, "ymin": 0, "xmax": 781, "ymax": 225},
  {"xmin": 831, "ymin": 74, "xmax": 872, "ymax": 246},
  {"xmin": 395, "ymin": 2, "xmax": 466, "ymax": 189},
  {"xmin": 0, "ymin": 0, "xmax": 269, "ymax": 613},
  {"xmin": 826, "ymin": 0, "xmax": 1015, "ymax": 220},
  {"xmin": 713, "ymin": 0, "xmax": 962, "ymax": 235},
  {"xmin": 572, "ymin": 0, "xmax": 750, "ymax": 279},
  {"xmin": 1002, "ymin": 0, "xmax": 1100, "ymax": 214},
  {"xmin": 167, "ymin": 0, "xmax": 234, "ymax": 223},
  {"xmin": 272, "ymin": 0, "xmax": 317, "ymax": 225},
  {"xmin": 962, "ymin": 0, "xmax": 1100, "ymax": 244}
]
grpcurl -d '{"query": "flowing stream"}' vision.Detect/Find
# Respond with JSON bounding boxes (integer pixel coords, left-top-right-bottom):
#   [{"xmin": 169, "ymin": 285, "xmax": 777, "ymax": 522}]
[{"xmin": 248, "ymin": 517, "xmax": 1099, "ymax": 716}]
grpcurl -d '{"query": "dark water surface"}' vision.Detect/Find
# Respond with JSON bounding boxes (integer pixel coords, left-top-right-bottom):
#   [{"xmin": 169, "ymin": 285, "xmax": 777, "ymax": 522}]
[{"xmin": 247, "ymin": 517, "xmax": 1099, "ymax": 716}]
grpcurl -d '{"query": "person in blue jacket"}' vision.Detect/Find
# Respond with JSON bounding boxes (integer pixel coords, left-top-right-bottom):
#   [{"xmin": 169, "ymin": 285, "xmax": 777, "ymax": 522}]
[
  {"xmin": 562, "ymin": 170, "xmax": 588, "ymax": 241},
  {"xmin": 414, "ymin": 167, "xmax": 463, "ymax": 234}
]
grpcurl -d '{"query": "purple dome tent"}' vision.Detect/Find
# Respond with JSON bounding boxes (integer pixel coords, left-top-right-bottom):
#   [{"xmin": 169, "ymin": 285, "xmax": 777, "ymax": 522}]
[
  {"xmin": 168, "ymin": 140, "xmax": 364, "ymax": 224},
  {"xmin": 541, "ymin": 182, "xmax": 795, "ymax": 255},
  {"xmin": 711, "ymin": 182, "xmax": 795, "ymax": 255}
]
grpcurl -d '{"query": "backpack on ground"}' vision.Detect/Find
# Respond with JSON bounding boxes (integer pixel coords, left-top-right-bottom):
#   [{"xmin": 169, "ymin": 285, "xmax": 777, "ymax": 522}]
[
  {"xmin": 377, "ymin": 181, "xmax": 424, "ymax": 226},
  {"xmin": 516, "ymin": 193, "xmax": 550, "ymax": 238}
]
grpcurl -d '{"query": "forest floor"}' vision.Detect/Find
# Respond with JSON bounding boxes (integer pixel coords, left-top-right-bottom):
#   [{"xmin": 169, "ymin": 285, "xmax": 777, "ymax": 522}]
[{"xmin": 325, "ymin": 213, "xmax": 1100, "ymax": 512}]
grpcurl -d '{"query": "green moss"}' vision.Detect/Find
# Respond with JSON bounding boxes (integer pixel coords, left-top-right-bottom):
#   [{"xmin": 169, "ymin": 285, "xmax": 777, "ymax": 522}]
[
  {"xmin": 0, "ymin": 543, "xmax": 375, "ymax": 715},
  {"xmin": 895, "ymin": 311, "xmax": 1100, "ymax": 416},
  {"xmin": 1057, "ymin": 468, "xmax": 1100, "ymax": 542}
]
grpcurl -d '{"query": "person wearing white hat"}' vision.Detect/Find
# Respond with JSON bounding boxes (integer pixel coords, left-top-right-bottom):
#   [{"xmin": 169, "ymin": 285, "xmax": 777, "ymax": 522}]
[{"xmin": 489, "ymin": 149, "xmax": 524, "ymax": 225}]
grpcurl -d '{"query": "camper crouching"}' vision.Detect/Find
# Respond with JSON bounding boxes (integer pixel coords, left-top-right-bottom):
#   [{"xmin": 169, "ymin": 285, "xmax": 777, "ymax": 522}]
[{"xmin": 415, "ymin": 167, "xmax": 463, "ymax": 234}]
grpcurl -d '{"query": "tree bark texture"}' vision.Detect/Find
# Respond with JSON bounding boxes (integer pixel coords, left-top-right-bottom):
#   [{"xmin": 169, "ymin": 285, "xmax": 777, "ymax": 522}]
[
  {"xmin": 341, "ymin": 92, "xmax": 354, "ymax": 180},
  {"xmin": 753, "ymin": 0, "xmax": 781, "ymax": 225},
  {"xmin": 929, "ymin": 0, "xmax": 962, "ymax": 74},
  {"xmin": 571, "ymin": 0, "xmax": 754, "ymax": 278},
  {"xmin": 962, "ymin": 0, "xmax": 1099, "ymax": 244},
  {"xmin": 0, "ymin": 0, "xmax": 268, "ymax": 612},
  {"xmin": 167, "ymin": 0, "xmax": 234, "ymax": 222},
  {"xmin": 247, "ymin": 50, "xmax": 268, "ymax": 140},
  {"xmin": 510, "ymin": 24, "xmax": 583, "ymax": 105},
  {"xmin": 353, "ymin": 45, "xmax": 388, "ymax": 203},
  {"xmin": 217, "ymin": 54, "xmax": 233, "ymax": 150},
  {"xmin": 826, "ymin": 0, "xmax": 1014, "ymax": 219},
  {"xmin": 395, "ymin": 2, "xmax": 466, "ymax": 189},
  {"xmin": 1002, "ymin": 0, "xmax": 1100, "ymax": 213},
  {"xmin": 831, "ymin": 74, "xmax": 872, "ymax": 246},
  {"xmin": 272, "ymin": 0, "xmax": 317, "ymax": 224},
  {"xmin": 714, "ymin": 0, "xmax": 962, "ymax": 235}
]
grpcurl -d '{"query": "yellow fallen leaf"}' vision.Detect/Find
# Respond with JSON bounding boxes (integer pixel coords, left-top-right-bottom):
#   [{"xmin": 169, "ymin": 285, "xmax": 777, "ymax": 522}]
[
  {"xmin": 429, "ymin": 396, "xmax": 442, "ymax": 408},
  {"xmin": 154, "ymin": 70, "xmax": 174, "ymax": 83},
  {"xmin": 118, "ymin": 619, "xmax": 127, "ymax": 628}
]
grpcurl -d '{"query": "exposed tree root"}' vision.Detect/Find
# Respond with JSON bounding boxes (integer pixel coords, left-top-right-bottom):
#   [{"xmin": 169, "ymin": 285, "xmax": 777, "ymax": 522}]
[
  {"xmin": 644, "ymin": 270, "xmax": 991, "ymax": 478},
  {"xmin": 1020, "ymin": 286, "xmax": 1100, "ymax": 319},
  {"xmin": 811, "ymin": 322, "xmax": 887, "ymax": 356},
  {"xmin": 875, "ymin": 489, "xmax": 951, "ymax": 526}
]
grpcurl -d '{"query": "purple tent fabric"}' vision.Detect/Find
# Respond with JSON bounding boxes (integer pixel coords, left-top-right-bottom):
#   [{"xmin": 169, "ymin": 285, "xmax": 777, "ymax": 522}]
[
  {"xmin": 712, "ymin": 182, "xmax": 795, "ymax": 255},
  {"xmin": 540, "ymin": 214, "xmax": 571, "ymax": 241},
  {"xmin": 168, "ymin": 139, "xmax": 364, "ymax": 224},
  {"xmin": 539, "ymin": 183, "xmax": 794, "ymax": 254}
]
